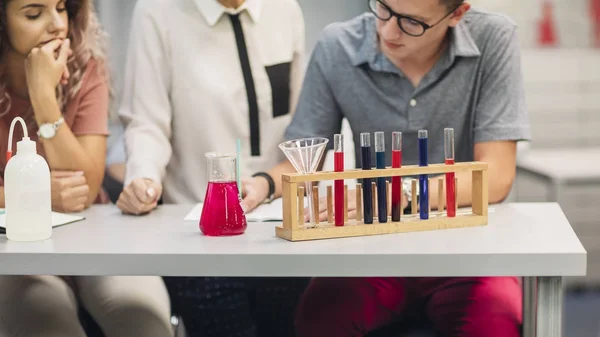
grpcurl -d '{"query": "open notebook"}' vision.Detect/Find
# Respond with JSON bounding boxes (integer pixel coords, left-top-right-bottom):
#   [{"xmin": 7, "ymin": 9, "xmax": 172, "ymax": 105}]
[
  {"xmin": 184, "ymin": 197, "xmax": 308, "ymax": 222},
  {"xmin": 0, "ymin": 209, "xmax": 85, "ymax": 234}
]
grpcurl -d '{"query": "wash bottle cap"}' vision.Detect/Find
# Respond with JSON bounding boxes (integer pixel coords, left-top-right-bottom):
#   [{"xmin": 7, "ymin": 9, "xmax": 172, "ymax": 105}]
[{"xmin": 7, "ymin": 117, "xmax": 36, "ymax": 162}]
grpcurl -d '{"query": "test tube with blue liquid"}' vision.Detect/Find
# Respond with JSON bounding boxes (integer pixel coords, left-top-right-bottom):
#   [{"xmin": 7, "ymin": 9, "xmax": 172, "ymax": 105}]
[
  {"xmin": 418, "ymin": 130, "xmax": 429, "ymax": 220},
  {"xmin": 375, "ymin": 131, "xmax": 387, "ymax": 223}
]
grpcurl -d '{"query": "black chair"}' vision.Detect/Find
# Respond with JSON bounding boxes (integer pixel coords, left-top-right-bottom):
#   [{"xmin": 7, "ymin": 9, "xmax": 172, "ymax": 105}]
[
  {"xmin": 367, "ymin": 317, "xmax": 437, "ymax": 337},
  {"xmin": 102, "ymin": 172, "xmax": 124, "ymax": 204},
  {"xmin": 78, "ymin": 307, "xmax": 105, "ymax": 337}
]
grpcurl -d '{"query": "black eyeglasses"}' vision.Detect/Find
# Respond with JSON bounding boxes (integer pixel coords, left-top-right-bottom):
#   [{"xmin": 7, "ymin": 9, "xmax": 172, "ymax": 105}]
[{"xmin": 368, "ymin": 0, "xmax": 462, "ymax": 37}]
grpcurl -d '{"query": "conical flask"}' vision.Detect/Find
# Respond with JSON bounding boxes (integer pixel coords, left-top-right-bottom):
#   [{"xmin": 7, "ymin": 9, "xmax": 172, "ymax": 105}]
[{"xmin": 199, "ymin": 152, "xmax": 247, "ymax": 236}]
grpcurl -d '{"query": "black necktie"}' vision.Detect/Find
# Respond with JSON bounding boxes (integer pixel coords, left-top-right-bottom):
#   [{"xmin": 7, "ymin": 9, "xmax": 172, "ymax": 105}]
[{"xmin": 229, "ymin": 14, "xmax": 260, "ymax": 156}]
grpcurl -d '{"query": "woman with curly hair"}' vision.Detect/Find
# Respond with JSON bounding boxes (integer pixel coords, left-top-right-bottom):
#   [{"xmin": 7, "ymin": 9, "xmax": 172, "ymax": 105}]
[{"xmin": 0, "ymin": 0, "xmax": 173, "ymax": 336}]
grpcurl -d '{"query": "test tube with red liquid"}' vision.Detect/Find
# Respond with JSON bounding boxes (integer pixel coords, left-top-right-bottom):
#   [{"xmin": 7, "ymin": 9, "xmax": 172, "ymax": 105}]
[
  {"xmin": 391, "ymin": 132, "xmax": 402, "ymax": 221},
  {"xmin": 334, "ymin": 134, "xmax": 344, "ymax": 226},
  {"xmin": 444, "ymin": 128, "xmax": 456, "ymax": 217},
  {"xmin": 360, "ymin": 132, "xmax": 373, "ymax": 224}
]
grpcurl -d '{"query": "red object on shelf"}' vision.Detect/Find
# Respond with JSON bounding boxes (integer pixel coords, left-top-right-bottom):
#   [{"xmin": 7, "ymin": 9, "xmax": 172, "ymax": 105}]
[
  {"xmin": 592, "ymin": 0, "xmax": 600, "ymax": 48},
  {"xmin": 538, "ymin": 1, "xmax": 558, "ymax": 46}
]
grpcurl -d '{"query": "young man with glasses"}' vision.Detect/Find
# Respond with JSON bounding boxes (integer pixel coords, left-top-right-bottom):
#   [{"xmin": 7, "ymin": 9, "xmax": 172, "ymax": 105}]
[{"xmin": 242, "ymin": 0, "xmax": 531, "ymax": 336}]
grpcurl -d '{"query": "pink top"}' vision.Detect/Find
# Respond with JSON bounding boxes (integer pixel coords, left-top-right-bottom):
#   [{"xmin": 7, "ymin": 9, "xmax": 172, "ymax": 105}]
[{"xmin": 0, "ymin": 59, "xmax": 109, "ymax": 191}]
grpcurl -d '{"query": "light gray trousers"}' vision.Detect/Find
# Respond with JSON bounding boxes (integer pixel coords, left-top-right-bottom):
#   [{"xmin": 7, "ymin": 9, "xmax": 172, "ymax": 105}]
[{"xmin": 0, "ymin": 275, "xmax": 173, "ymax": 337}]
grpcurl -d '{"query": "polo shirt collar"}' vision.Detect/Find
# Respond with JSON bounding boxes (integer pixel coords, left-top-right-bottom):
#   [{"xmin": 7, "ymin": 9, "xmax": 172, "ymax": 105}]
[
  {"xmin": 448, "ymin": 19, "xmax": 481, "ymax": 59},
  {"xmin": 196, "ymin": 0, "xmax": 262, "ymax": 27},
  {"xmin": 351, "ymin": 15, "xmax": 379, "ymax": 67}
]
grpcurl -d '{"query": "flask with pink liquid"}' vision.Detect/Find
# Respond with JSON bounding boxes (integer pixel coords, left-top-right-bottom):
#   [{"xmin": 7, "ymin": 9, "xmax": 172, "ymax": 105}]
[{"xmin": 199, "ymin": 152, "xmax": 247, "ymax": 236}]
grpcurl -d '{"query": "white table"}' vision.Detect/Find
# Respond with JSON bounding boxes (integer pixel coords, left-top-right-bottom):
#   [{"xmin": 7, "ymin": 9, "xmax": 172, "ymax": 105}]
[
  {"xmin": 0, "ymin": 203, "xmax": 587, "ymax": 337},
  {"xmin": 517, "ymin": 148, "xmax": 600, "ymax": 204}
]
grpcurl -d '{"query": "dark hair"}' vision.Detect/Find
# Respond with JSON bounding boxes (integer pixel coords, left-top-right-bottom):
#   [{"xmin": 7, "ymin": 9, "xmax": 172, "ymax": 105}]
[{"xmin": 441, "ymin": 0, "xmax": 464, "ymax": 10}]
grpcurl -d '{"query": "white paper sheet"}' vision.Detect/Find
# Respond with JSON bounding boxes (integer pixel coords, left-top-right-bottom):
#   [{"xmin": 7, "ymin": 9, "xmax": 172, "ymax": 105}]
[
  {"xmin": 184, "ymin": 197, "xmax": 308, "ymax": 222},
  {"xmin": 0, "ymin": 209, "xmax": 85, "ymax": 229}
]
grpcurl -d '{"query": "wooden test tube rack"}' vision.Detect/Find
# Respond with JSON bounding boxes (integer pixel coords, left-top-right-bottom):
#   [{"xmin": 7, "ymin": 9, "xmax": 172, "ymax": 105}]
[{"xmin": 276, "ymin": 162, "xmax": 488, "ymax": 242}]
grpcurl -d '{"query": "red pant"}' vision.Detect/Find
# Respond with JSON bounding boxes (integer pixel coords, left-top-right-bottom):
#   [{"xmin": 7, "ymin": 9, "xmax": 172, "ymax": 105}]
[{"xmin": 295, "ymin": 277, "xmax": 522, "ymax": 337}]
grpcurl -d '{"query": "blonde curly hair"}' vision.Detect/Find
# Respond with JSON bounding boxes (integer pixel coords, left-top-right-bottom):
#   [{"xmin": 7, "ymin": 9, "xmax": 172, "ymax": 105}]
[{"xmin": 0, "ymin": 0, "xmax": 111, "ymax": 118}]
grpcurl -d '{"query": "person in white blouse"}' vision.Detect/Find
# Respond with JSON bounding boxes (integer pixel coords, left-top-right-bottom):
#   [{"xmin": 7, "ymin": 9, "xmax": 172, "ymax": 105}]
[
  {"xmin": 116, "ymin": 0, "xmax": 305, "ymax": 214},
  {"xmin": 115, "ymin": 0, "xmax": 308, "ymax": 336}
]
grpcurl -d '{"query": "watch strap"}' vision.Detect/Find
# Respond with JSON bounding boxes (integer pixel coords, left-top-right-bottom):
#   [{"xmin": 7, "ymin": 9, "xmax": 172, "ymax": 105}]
[{"xmin": 252, "ymin": 172, "xmax": 275, "ymax": 203}]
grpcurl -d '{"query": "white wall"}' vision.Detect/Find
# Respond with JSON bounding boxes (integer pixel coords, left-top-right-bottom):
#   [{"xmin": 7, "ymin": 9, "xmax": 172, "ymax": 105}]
[
  {"xmin": 96, "ymin": 0, "xmax": 138, "ymax": 107},
  {"xmin": 468, "ymin": 0, "xmax": 600, "ymax": 148},
  {"xmin": 521, "ymin": 49, "xmax": 600, "ymax": 149},
  {"xmin": 297, "ymin": 0, "xmax": 367, "ymax": 55},
  {"xmin": 471, "ymin": 0, "xmax": 596, "ymax": 49}
]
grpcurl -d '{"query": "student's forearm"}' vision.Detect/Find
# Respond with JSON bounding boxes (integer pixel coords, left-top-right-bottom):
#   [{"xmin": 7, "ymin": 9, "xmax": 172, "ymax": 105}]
[
  {"xmin": 268, "ymin": 160, "xmax": 296, "ymax": 199},
  {"xmin": 0, "ymin": 186, "xmax": 4, "ymax": 208},
  {"xmin": 33, "ymin": 95, "xmax": 105, "ymax": 205},
  {"xmin": 427, "ymin": 171, "xmax": 472, "ymax": 210},
  {"xmin": 107, "ymin": 163, "xmax": 126, "ymax": 184},
  {"xmin": 427, "ymin": 164, "xmax": 513, "ymax": 210}
]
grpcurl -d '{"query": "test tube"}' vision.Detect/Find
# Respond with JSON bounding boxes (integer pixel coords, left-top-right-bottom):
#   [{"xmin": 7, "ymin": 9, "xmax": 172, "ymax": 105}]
[
  {"xmin": 375, "ymin": 132, "xmax": 387, "ymax": 223},
  {"xmin": 334, "ymin": 134, "xmax": 345, "ymax": 226},
  {"xmin": 360, "ymin": 132, "xmax": 373, "ymax": 224},
  {"xmin": 418, "ymin": 130, "xmax": 429, "ymax": 220},
  {"xmin": 444, "ymin": 128, "xmax": 456, "ymax": 217},
  {"xmin": 391, "ymin": 132, "xmax": 402, "ymax": 222}
]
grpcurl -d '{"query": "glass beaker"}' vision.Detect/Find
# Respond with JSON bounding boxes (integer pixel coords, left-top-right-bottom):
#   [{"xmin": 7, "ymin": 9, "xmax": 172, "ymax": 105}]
[{"xmin": 199, "ymin": 152, "xmax": 247, "ymax": 236}]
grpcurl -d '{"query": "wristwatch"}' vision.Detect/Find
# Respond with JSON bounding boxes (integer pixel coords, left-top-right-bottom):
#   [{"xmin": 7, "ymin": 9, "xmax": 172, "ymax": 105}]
[{"xmin": 37, "ymin": 117, "xmax": 65, "ymax": 139}]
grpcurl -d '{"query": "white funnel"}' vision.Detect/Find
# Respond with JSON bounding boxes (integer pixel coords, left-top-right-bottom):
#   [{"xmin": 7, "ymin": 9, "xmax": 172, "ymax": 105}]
[{"xmin": 279, "ymin": 137, "xmax": 329, "ymax": 227}]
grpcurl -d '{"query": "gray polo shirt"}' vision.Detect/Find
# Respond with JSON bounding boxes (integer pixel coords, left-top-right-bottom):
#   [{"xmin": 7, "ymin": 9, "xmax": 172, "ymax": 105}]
[{"xmin": 284, "ymin": 8, "xmax": 531, "ymax": 168}]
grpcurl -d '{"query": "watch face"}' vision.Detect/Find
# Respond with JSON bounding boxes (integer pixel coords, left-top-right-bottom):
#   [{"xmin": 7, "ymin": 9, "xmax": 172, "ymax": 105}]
[{"xmin": 39, "ymin": 124, "xmax": 55, "ymax": 139}]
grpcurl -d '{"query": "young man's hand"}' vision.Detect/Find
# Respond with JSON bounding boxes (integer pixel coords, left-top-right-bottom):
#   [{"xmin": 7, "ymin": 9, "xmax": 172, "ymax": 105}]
[{"xmin": 117, "ymin": 178, "xmax": 162, "ymax": 215}]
